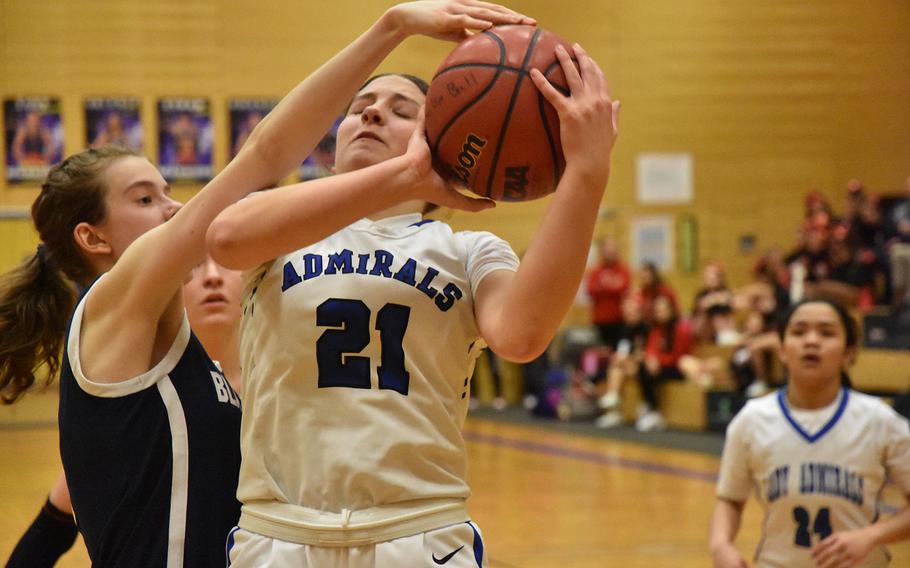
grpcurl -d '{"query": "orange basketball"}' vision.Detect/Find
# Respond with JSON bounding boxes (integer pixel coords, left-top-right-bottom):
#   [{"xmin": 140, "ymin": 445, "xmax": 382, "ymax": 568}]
[{"xmin": 425, "ymin": 25, "xmax": 574, "ymax": 202}]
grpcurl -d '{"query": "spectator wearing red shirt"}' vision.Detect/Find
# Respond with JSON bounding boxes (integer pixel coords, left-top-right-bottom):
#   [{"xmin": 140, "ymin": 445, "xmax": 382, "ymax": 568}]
[
  {"xmin": 585, "ymin": 237, "xmax": 632, "ymax": 349},
  {"xmin": 635, "ymin": 295, "xmax": 693, "ymax": 431},
  {"xmin": 635, "ymin": 262, "xmax": 679, "ymax": 325}
]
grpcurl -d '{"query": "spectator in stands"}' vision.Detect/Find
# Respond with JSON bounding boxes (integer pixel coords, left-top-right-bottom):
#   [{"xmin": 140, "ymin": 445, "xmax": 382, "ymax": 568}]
[
  {"xmin": 846, "ymin": 191, "xmax": 886, "ymax": 252},
  {"xmin": 730, "ymin": 306, "xmax": 782, "ymax": 398},
  {"xmin": 635, "ymin": 262, "xmax": 678, "ymax": 325},
  {"xmin": 691, "ymin": 261, "xmax": 736, "ymax": 344},
  {"xmin": 808, "ymin": 236, "xmax": 875, "ymax": 311},
  {"xmin": 595, "ymin": 297, "xmax": 648, "ymax": 428},
  {"xmin": 803, "ymin": 189, "xmax": 836, "ymax": 233},
  {"xmin": 470, "ymin": 350, "xmax": 507, "ymax": 410},
  {"xmin": 585, "ymin": 237, "xmax": 631, "ymax": 349},
  {"xmin": 740, "ymin": 248, "xmax": 790, "ymax": 317},
  {"xmin": 635, "ymin": 296, "xmax": 693, "ymax": 431},
  {"xmin": 786, "ymin": 226, "xmax": 832, "ymax": 285},
  {"xmin": 889, "ymin": 176, "xmax": 910, "ymax": 310},
  {"xmin": 678, "ymin": 263, "xmax": 739, "ymax": 390},
  {"xmin": 842, "ymin": 179, "xmax": 865, "ymax": 226}
]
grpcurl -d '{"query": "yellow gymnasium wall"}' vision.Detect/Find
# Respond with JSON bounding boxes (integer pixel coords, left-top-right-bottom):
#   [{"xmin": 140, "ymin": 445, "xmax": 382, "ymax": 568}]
[{"xmin": 2, "ymin": 0, "xmax": 909, "ymax": 303}]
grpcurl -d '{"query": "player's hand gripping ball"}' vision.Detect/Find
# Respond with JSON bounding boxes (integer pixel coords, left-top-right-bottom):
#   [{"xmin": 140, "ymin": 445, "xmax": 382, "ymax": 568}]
[{"xmin": 425, "ymin": 25, "xmax": 575, "ymax": 202}]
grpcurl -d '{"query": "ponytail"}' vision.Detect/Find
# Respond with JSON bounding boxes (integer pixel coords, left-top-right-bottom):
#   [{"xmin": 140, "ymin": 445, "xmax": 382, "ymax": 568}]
[
  {"xmin": 0, "ymin": 145, "xmax": 135, "ymax": 403},
  {"xmin": 0, "ymin": 246, "xmax": 76, "ymax": 404}
]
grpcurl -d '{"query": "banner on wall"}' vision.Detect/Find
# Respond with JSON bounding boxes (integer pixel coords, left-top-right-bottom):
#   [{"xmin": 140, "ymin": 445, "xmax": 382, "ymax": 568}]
[
  {"xmin": 636, "ymin": 153, "xmax": 693, "ymax": 204},
  {"xmin": 678, "ymin": 214, "xmax": 698, "ymax": 273},
  {"xmin": 157, "ymin": 98, "xmax": 213, "ymax": 182},
  {"xmin": 85, "ymin": 98, "xmax": 143, "ymax": 152},
  {"xmin": 228, "ymin": 99, "xmax": 277, "ymax": 159},
  {"xmin": 631, "ymin": 216, "xmax": 674, "ymax": 271},
  {"xmin": 299, "ymin": 116, "xmax": 342, "ymax": 181},
  {"xmin": 3, "ymin": 97, "xmax": 64, "ymax": 183}
]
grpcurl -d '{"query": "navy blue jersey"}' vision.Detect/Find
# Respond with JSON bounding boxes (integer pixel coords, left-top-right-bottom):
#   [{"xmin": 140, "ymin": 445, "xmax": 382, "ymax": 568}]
[{"xmin": 59, "ymin": 288, "xmax": 242, "ymax": 567}]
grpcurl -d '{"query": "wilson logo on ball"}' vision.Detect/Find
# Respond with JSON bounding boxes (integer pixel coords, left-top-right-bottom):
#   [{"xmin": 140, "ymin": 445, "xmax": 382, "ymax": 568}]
[
  {"xmin": 449, "ymin": 133, "xmax": 487, "ymax": 186},
  {"xmin": 425, "ymin": 25, "xmax": 575, "ymax": 202}
]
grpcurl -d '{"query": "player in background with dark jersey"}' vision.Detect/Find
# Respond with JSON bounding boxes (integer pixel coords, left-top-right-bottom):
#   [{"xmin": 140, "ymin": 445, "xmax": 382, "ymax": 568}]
[
  {"xmin": 4, "ymin": 254, "xmax": 242, "ymax": 567},
  {"xmin": 208, "ymin": 23, "xmax": 619, "ymax": 568},
  {"xmin": 709, "ymin": 299, "xmax": 910, "ymax": 568},
  {"xmin": 0, "ymin": 3, "xmax": 507, "ymax": 565}
]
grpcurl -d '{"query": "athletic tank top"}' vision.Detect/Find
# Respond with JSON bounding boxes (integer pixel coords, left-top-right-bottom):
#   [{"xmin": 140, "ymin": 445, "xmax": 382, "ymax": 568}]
[{"xmin": 59, "ymin": 279, "xmax": 242, "ymax": 567}]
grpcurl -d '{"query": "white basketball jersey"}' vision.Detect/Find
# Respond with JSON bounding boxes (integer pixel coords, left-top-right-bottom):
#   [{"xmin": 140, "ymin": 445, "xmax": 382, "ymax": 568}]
[
  {"xmin": 236, "ymin": 213, "xmax": 519, "ymax": 545},
  {"xmin": 718, "ymin": 389, "xmax": 910, "ymax": 567}
]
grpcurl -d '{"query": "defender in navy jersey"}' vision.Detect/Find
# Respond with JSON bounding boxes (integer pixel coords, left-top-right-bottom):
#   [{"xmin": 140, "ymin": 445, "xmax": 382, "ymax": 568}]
[
  {"xmin": 60, "ymin": 294, "xmax": 241, "ymax": 566},
  {"xmin": 5, "ymin": 253, "xmax": 244, "ymax": 568},
  {"xmin": 0, "ymin": 17, "xmax": 386, "ymax": 565},
  {"xmin": 710, "ymin": 300, "xmax": 910, "ymax": 568},
  {"xmin": 208, "ymin": 3, "xmax": 620, "ymax": 565}
]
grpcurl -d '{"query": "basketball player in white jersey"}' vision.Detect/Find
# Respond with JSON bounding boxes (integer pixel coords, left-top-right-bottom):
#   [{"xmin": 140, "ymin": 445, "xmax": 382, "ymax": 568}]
[
  {"xmin": 710, "ymin": 299, "xmax": 910, "ymax": 568},
  {"xmin": 208, "ymin": 19, "xmax": 619, "ymax": 568}
]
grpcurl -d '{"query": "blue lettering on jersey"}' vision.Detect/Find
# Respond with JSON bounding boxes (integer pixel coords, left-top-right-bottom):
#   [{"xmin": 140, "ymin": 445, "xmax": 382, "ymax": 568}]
[
  {"xmin": 303, "ymin": 254, "xmax": 323, "ymax": 280},
  {"xmin": 356, "ymin": 253, "xmax": 370, "ymax": 275},
  {"xmin": 325, "ymin": 249, "xmax": 354, "ymax": 274},
  {"xmin": 435, "ymin": 282, "xmax": 463, "ymax": 312},
  {"xmin": 370, "ymin": 250, "xmax": 394, "ymax": 277},
  {"xmin": 282, "ymin": 249, "xmax": 464, "ymax": 313},
  {"xmin": 767, "ymin": 465, "xmax": 789, "ymax": 503},
  {"xmin": 799, "ymin": 462, "xmax": 864, "ymax": 505},
  {"xmin": 417, "ymin": 267, "xmax": 441, "ymax": 299},
  {"xmin": 281, "ymin": 261, "xmax": 302, "ymax": 291},
  {"xmin": 393, "ymin": 258, "xmax": 418, "ymax": 286}
]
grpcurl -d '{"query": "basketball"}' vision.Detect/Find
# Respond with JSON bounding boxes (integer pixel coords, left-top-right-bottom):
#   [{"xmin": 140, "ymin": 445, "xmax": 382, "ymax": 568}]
[{"xmin": 425, "ymin": 25, "xmax": 574, "ymax": 202}]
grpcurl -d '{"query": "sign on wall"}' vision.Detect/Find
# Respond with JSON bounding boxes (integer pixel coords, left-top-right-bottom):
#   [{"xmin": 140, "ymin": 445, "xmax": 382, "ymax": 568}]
[
  {"xmin": 631, "ymin": 216, "xmax": 674, "ymax": 271},
  {"xmin": 85, "ymin": 97, "xmax": 143, "ymax": 152},
  {"xmin": 299, "ymin": 116, "xmax": 342, "ymax": 181},
  {"xmin": 158, "ymin": 98, "xmax": 213, "ymax": 182},
  {"xmin": 636, "ymin": 153, "xmax": 693, "ymax": 204},
  {"xmin": 228, "ymin": 99, "xmax": 277, "ymax": 159},
  {"xmin": 3, "ymin": 97, "xmax": 64, "ymax": 183}
]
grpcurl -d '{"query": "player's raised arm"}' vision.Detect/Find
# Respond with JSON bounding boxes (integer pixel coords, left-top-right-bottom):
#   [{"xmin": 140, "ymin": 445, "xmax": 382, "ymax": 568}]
[
  {"xmin": 208, "ymin": 108, "xmax": 493, "ymax": 270},
  {"xmin": 83, "ymin": 1, "xmax": 526, "ymax": 382},
  {"xmin": 473, "ymin": 42, "xmax": 620, "ymax": 362}
]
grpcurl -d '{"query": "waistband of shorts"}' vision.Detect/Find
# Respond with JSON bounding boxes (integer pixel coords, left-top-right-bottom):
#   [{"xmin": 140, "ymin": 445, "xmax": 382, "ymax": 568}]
[{"xmin": 238, "ymin": 498, "xmax": 470, "ymax": 546}]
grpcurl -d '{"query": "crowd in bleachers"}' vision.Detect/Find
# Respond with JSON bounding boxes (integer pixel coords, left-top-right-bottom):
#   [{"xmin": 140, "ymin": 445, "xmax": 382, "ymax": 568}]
[{"xmin": 472, "ymin": 176, "xmax": 910, "ymax": 431}]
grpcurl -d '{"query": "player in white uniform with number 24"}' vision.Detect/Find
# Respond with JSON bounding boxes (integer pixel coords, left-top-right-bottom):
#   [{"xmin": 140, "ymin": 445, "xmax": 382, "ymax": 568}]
[
  {"xmin": 208, "ymin": 1, "xmax": 620, "ymax": 566},
  {"xmin": 710, "ymin": 299, "xmax": 910, "ymax": 568}
]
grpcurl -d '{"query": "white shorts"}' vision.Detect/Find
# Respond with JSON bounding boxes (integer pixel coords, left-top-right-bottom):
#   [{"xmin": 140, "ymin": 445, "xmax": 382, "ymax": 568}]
[{"xmin": 226, "ymin": 520, "xmax": 488, "ymax": 568}]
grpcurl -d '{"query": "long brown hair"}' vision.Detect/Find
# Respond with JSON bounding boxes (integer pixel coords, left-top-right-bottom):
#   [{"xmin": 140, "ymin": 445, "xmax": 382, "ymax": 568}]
[{"xmin": 0, "ymin": 145, "xmax": 137, "ymax": 403}]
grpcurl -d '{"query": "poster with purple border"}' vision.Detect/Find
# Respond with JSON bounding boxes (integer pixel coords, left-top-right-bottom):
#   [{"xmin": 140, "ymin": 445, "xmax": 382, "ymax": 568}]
[
  {"xmin": 85, "ymin": 97, "xmax": 143, "ymax": 152},
  {"xmin": 157, "ymin": 98, "xmax": 213, "ymax": 182},
  {"xmin": 229, "ymin": 99, "xmax": 277, "ymax": 159},
  {"xmin": 299, "ymin": 116, "xmax": 342, "ymax": 181},
  {"xmin": 3, "ymin": 97, "xmax": 64, "ymax": 183}
]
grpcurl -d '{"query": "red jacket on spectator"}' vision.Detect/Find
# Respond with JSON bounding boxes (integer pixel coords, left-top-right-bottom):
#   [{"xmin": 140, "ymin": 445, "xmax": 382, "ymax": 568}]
[
  {"xmin": 644, "ymin": 319, "xmax": 693, "ymax": 368},
  {"xmin": 636, "ymin": 283, "xmax": 679, "ymax": 324},
  {"xmin": 586, "ymin": 261, "xmax": 631, "ymax": 324}
]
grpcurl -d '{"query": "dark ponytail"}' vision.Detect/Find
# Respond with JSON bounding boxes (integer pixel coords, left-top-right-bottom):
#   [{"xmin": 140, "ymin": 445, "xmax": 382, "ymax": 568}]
[
  {"xmin": 0, "ymin": 145, "xmax": 137, "ymax": 403},
  {"xmin": 0, "ymin": 248, "xmax": 75, "ymax": 403}
]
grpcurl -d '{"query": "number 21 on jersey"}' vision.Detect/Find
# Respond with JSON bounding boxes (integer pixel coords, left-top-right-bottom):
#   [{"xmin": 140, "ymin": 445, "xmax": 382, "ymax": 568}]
[{"xmin": 316, "ymin": 298, "xmax": 411, "ymax": 395}]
